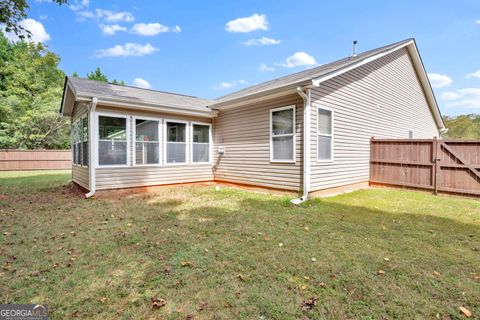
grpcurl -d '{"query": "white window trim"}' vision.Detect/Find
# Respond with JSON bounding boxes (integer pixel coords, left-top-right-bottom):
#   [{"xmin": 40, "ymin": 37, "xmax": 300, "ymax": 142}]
[
  {"xmin": 164, "ymin": 119, "xmax": 189, "ymax": 166},
  {"xmin": 72, "ymin": 120, "xmax": 78, "ymax": 166},
  {"xmin": 191, "ymin": 121, "xmax": 212, "ymax": 165},
  {"xmin": 132, "ymin": 115, "xmax": 162, "ymax": 167},
  {"xmin": 316, "ymin": 106, "xmax": 334, "ymax": 163},
  {"xmin": 96, "ymin": 112, "xmax": 131, "ymax": 168},
  {"xmin": 270, "ymin": 105, "xmax": 296, "ymax": 163}
]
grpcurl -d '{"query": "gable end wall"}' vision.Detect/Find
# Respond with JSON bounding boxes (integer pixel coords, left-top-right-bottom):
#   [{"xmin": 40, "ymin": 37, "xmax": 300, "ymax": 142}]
[{"xmin": 310, "ymin": 47, "xmax": 440, "ymax": 192}]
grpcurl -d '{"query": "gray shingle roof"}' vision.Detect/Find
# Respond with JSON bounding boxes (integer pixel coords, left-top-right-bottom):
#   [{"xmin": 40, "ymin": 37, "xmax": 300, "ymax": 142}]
[
  {"xmin": 215, "ymin": 38, "xmax": 413, "ymax": 104},
  {"xmin": 69, "ymin": 77, "xmax": 215, "ymax": 109}
]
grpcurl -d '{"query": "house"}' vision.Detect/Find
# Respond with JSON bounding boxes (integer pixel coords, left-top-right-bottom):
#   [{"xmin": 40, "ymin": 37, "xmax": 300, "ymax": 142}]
[{"xmin": 60, "ymin": 38, "xmax": 445, "ymax": 201}]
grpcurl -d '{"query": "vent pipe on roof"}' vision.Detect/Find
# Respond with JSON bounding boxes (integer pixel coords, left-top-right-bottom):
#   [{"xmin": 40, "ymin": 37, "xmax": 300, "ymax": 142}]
[{"xmin": 352, "ymin": 40, "xmax": 358, "ymax": 57}]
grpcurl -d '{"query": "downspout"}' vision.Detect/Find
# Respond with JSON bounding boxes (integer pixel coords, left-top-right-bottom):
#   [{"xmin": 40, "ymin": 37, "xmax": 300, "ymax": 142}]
[
  {"xmin": 291, "ymin": 86, "xmax": 311, "ymax": 204},
  {"xmin": 85, "ymin": 97, "xmax": 97, "ymax": 198}
]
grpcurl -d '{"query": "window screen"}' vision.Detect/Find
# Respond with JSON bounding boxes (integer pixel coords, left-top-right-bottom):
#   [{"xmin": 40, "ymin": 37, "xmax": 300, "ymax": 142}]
[
  {"xmin": 82, "ymin": 116, "xmax": 88, "ymax": 166},
  {"xmin": 98, "ymin": 116, "xmax": 127, "ymax": 166},
  {"xmin": 192, "ymin": 124, "xmax": 210, "ymax": 163},
  {"xmin": 317, "ymin": 108, "xmax": 333, "ymax": 161},
  {"xmin": 135, "ymin": 119, "xmax": 159, "ymax": 165},
  {"xmin": 166, "ymin": 122, "xmax": 186, "ymax": 164},
  {"xmin": 271, "ymin": 107, "xmax": 295, "ymax": 161}
]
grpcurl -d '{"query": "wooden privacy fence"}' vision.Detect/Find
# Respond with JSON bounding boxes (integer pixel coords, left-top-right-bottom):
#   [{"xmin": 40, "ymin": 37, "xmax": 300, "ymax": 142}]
[
  {"xmin": 0, "ymin": 149, "xmax": 71, "ymax": 171},
  {"xmin": 370, "ymin": 138, "xmax": 480, "ymax": 197}
]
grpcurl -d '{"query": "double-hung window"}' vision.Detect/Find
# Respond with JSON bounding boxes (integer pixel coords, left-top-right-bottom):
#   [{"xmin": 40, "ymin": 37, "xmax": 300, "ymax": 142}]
[
  {"xmin": 192, "ymin": 123, "xmax": 211, "ymax": 163},
  {"xmin": 82, "ymin": 116, "xmax": 88, "ymax": 166},
  {"xmin": 98, "ymin": 115, "xmax": 128, "ymax": 166},
  {"xmin": 165, "ymin": 121, "xmax": 187, "ymax": 164},
  {"xmin": 317, "ymin": 107, "xmax": 333, "ymax": 161},
  {"xmin": 134, "ymin": 118, "xmax": 160, "ymax": 165},
  {"xmin": 270, "ymin": 106, "xmax": 295, "ymax": 162}
]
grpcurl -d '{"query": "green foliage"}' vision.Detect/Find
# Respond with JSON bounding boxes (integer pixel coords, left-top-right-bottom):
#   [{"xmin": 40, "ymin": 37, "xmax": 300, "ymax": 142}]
[
  {"xmin": 443, "ymin": 114, "xmax": 480, "ymax": 139},
  {"xmin": 86, "ymin": 67, "xmax": 108, "ymax": 82},
  {"xmin": 0, "ymin": 31, "xmax": 69, "ymax": 149},
  {"xmin": 0, "ymin": 0, "xmax": 66, "ymax": 38}
]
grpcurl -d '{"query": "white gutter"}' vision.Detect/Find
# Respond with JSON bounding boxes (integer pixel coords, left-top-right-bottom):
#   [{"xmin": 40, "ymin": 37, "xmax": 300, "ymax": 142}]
[
  {"xmin": 291, "ymin": 86, "xmax": 311, "ymax": 205},
  {"xmin": 85, "ymin": 97, "xmax": 97, "ymax": 198}
]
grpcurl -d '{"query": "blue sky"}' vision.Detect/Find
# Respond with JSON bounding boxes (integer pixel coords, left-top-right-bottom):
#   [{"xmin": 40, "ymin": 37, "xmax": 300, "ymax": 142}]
[{"xmin": 17, "ymin": 0, "xmax": 480, "ymax": 115}]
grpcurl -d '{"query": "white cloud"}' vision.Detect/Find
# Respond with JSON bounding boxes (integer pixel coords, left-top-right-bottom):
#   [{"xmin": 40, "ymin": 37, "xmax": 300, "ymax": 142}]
[
  {"xmin": 477, "ymin": 20, "xmax": 480, "ymax": 24},
  {"xmin": 243, "ymin": 37, "xmax": 280, "ymax": 46},
  {"xmin": 225, "ymin": 13, "xmax": 268, "ymax": 33},
  {"xmin": 131, "ymin": 23, "xmax": 181, "ymax": 36},
  {"xmin": 101, "ymin": 24, "xmax": 127, "ymax": 36},
  {"xmin": 77, "ymin": 9, "xmax": 134, "ymax": 22},
  {"xmin": 213, "ymin": 80, "xmax": 248, "ymax": 90},
  {"xmin": 279, "ymin": 52, "xmax": 317, "ymax": 68},
  {"xmin": 96, "ymin": 9, "xmax": 134, "ymax": 22},
  {"xmin": 440, "ymin": 88, "xmax": 480, "ymax": 109},
  {"xmin": 427, "ymin": 73, "xmax": 452, "ymax": 88},
  {"xmin": 466, "ymin": 70, "xmax": 480, "ymax": 79},
  {"xmin": 258, "ymin": 63, "xmax": 274, "ymax": 72},
  {"xmin": 69, "ymin": 0, "xmax": 89, "ymax": 12},
  {"xmin": 95, "ymin": 43, "xmax": 158, "ymax": 58},
  {"xmin": 133, "ymin": 78, "xmax": 152, "ymax": 89},
  {"xmin": 4, "ymin": 19, "xmax": 51, "ymax": 44}
]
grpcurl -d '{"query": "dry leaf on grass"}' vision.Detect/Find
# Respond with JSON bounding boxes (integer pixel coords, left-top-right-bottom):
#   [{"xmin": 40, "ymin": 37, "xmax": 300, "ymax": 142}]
[
  {"xmin": 151, "ymin": 297, "xmax": 166, "ymax": 309},
  {"xmin": 459, "ymin": 306, "xmax": 472, "ymax": 318},
  {"xmin": 301, "ymin": 297, "xmax": 318, "ymax": 311},
  {"xmin": 377, "ymin": 270, "xmax": 385, "ymax": 276}
]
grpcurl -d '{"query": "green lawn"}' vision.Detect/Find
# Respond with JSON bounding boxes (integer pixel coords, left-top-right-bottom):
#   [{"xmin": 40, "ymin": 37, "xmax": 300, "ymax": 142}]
[{"xmin": 0, "ymin": 171, "xmax": 479, "ymax": 319}]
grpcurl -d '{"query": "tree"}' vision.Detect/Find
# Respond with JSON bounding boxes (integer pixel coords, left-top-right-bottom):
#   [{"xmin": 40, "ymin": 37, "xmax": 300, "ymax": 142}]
[
  {"xmin": 86, "ymin": 67, "xmax": 108, "ymax": 82},
  {"xmin": 0, "ymin": 31, "xmax": 69, "ymax": 149},
  {"xmin": 0, "ymin": 0, "xmax": 67, "ymax": 38},
  {"xmin": 72, "ymin": 71, "xmax": 79, "ymax": 77},
  {"xmin": 443, "ymin": 114, "xmax": 480, "ymax": 139}
]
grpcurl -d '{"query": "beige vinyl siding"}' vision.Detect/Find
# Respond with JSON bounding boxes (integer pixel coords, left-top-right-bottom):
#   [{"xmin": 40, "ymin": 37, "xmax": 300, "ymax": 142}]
[
  {"xmin": 71, "ymin": 102, "xmax": 89, "ymax": 189},
  {"xmin": 213, "ymin": 94, "xmax": 303, "ymax": 191},
  {"xmin": 310, "ymin": 47, "xmax": 439, "ymax": 192},
  {"xmin": 94, "ymin": 105, "xmax": 213, "ymax": 190}
]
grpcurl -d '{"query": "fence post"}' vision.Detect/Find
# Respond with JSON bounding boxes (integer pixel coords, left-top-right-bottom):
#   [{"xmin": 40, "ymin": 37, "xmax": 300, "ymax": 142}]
[
  {"xmin": 369, "ymin": 137, "xmax": 374, "ymax": 186},
  {"xmin": 433, "ymin": 137, "xmax": 439, "ymax": 195}
]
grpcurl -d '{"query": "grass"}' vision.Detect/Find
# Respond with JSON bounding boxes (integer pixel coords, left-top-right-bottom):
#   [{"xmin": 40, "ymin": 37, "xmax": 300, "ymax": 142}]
[{"xmin": 0, "ymin": 170, "xmax": 479, "ymax": 319}]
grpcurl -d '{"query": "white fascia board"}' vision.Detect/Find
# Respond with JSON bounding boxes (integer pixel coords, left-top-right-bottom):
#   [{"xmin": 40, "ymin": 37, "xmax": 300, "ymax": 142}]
[
  {"xmin": 312, "ymin": 40, "xmax": 414, "ymax": 86},
  {"xmin": 75, "ymin": 93, "xmax": 218, "ymax": 118},
  {"xmin": 312, "ymin": 39, "xmax": 445, "ymax": 131}
]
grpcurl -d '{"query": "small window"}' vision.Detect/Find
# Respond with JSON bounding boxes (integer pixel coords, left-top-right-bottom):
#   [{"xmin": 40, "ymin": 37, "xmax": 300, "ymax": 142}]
[
  {"xmin": 166, "ymin": 121, "xmax": 187, "ymax": 164},
  {"xmin": 82, "ymin": 116, "xmax": 88, "ymax": 166},
  {"xmin": 98, "ymin": 115, "xmax": 128, "ymax": 166},
  {"xmin": 192, "ymin": 124, "xmax": 211, "ymax": 163},
  {"xmin": 270, "ymin": 106, "xmax": 295, "ymax": 162},
  {"xmin": 135, "ymin": 119, "xmax": 160, "ymax": 165},
  {"xmin": 317, "ymin": 107, "xmax": 333, "ymax": 161}
]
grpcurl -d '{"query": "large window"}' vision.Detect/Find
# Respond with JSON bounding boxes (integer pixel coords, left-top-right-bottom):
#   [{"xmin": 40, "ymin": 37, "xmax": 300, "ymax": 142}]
[
  {"xmin": 270, "ymin": 106, "xmax": 295, "ymax": 162},
  {"xmin": 134, "ymin": 118, "xmax": 160, "ymax": 165},
  {"xmin": 72, "ymin": 123, "xmax": 77, "ymax": 165},
  {"xmin": 166, "ymin": 121, "xmax": 187, "ymax": 164},
  {"xmin": 192, "ymin": 123, "xmax": 211, "ymax": 163},
  {"xmin": 317, "ymin": 107, "xmax": 333, "ymax": 161},
  {"xmin": 98, "ymin": 115, "xmax": 128, "ymax": 166}
]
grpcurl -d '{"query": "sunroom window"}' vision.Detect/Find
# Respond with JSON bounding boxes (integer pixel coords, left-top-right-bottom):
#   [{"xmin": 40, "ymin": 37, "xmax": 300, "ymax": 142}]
[
  {"xmin": 166, "ymin": 121, "xmax": 186, "ymax": 164},
  {"xmin": 135, "ymin": 119, "xmax": 160, "ymax": 165},
  {"xmin": 98, "ymin": 116, "xmax": 128, "ymax": 166},
  {"xmin": 317, "ymin": 107, "xmax": 333, "ymax": 161},
  {"xmin": 192, "ymin": 124, "xmax": 211, "ymax": 163},
  {"xmin": 271, "ymin": 106, "xmax": 295, "ymax": 162},
  {"xmin": 82, "ymin": 116, "xmax": 88, "ymax": 166}
]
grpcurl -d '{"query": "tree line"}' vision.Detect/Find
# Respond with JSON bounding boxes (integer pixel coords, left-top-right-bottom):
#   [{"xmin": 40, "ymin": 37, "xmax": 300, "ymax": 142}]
[{"xmin": 0, "ymin": 31, "xmax": 122, "ymax": 149}]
